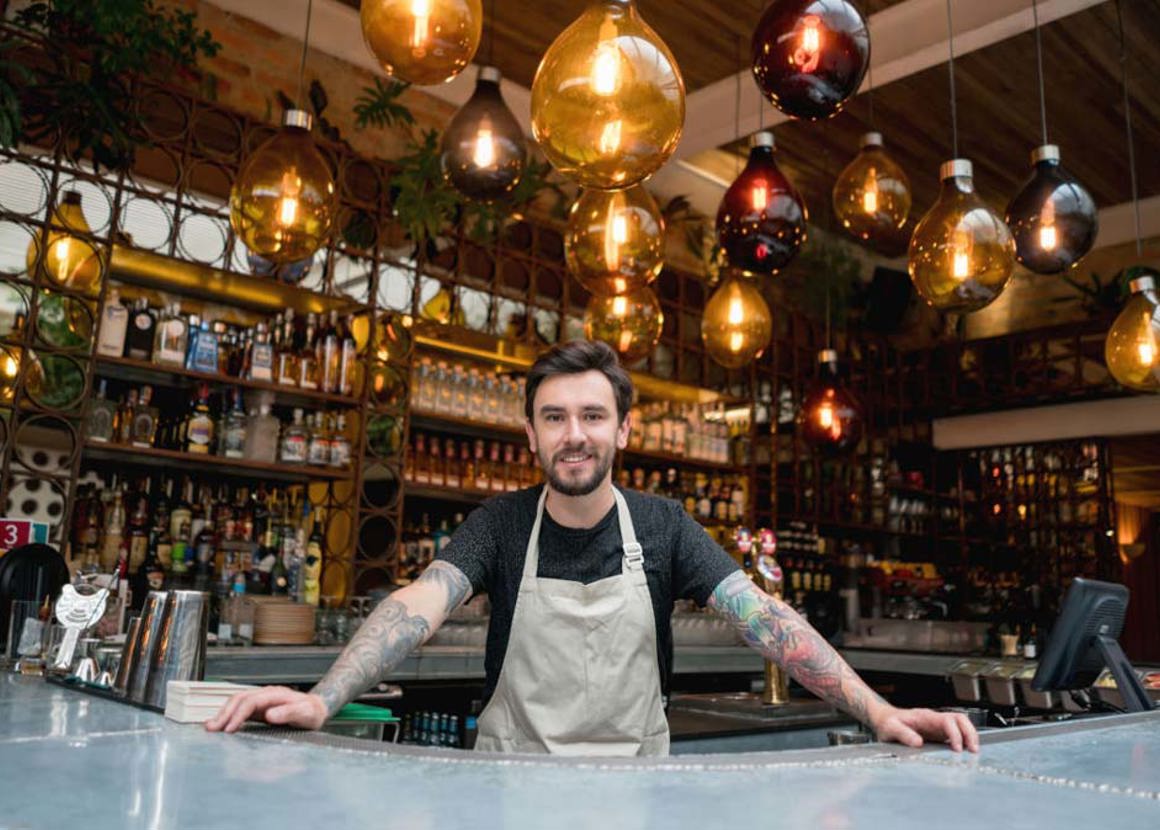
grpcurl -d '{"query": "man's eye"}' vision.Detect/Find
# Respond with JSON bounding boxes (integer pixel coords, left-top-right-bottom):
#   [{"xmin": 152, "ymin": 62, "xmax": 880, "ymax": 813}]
[
  {"xmin": 585, "ymin": 413, "xmax": 603, "ymax": 421},
  {"xmin": 545, "ymin": 414, "xmax": 562, "ymax": 422}
]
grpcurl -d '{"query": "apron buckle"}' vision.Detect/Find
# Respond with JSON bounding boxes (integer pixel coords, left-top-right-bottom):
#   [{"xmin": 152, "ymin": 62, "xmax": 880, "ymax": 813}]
[{"xmin": 623, "ymin": 541, "xmax": 644, "ymax": 567}]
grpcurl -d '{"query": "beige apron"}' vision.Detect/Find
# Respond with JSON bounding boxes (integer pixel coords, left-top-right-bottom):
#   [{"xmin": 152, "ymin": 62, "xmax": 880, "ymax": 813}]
[{"xmin": 474, "ymin": 486, "xmax": 670, "ymax": 756}]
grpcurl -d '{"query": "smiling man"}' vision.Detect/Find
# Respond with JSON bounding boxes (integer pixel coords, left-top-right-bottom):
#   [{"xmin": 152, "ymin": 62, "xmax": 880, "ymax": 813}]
[{"xmin": 208, "ymin": 340, "xmax": 978, "ymax": 756}]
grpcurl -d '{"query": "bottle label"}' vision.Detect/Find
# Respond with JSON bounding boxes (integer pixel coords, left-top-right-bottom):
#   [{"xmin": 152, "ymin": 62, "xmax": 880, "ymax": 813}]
[
  {"xmin": 329, "ymin": 440, "xmax": 351, "ymax": 468},
  {"xmin": 157, "ymin": 320, "xmax": 187, "ymax": 364},
  {"xmin": 187, "ymin": 417, "xmax": 213, "ymax": 453},
  {"xmin": 251, "ymin": 344, "xmax": 274, "ymax": 381},
  {"xmin": 189, "ymin": 335, "xmax": 218, "ymax": 374},
  {"xmin": 224, "ymin": 426, "xmax": 246, "ymax": 458},
  {"xmin": 308, "ymin": 439, "xmax": 330, "ymax": 466},
  {"xmin": 282, "ymin": 435, "xmax": 307, "ymax": 463}
]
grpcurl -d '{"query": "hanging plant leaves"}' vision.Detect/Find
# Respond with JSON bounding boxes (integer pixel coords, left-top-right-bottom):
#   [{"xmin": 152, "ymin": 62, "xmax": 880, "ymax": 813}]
[
  {"xmin": 354, "ymin": 77, "xmax": 415, "ymax": 132},
  {"xmin": 391, "ymin": 128, "xmax": 459, "ymax": 258}
]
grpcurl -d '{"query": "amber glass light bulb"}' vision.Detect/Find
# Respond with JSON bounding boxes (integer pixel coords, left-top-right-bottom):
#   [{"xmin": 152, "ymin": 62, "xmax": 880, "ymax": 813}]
[
  {"xmin": 441, "ymin": 66, "xmax": 527, "ymax": 202},
  {"xmin": 700, "ymin": 273, "xmax": 773, "ymax": 369},
  {"xmin": 908, "ymin": 159, "xmax": 1015, "ymax": 314},
  {"xmin": 566, "ymin": 185, "xmax": 664, "ymax": 296},
  {"xmin": 1005, "ymin": 145, "xmax": 1098, "ymax": 275},
  {"xmin": 1105, "ymin": 273, "xmax": 1160, "ymax": 392},
  {"xmin": 833, "ymin": 132, "xmax": 911, "ymax": 243},
  {"xmin": 531, "ymin": 0, "xmax": 685, "ymax": 189},
  {"xmin": 798, "ymin": 350, "xmax": 863, "ymax": 456},
  {"xmin": 583, "ymin": 286, "xmax": 663, "ymax": 363},
  {"xmin": 27, "ymin": 191, "xmax": 104, "ymax": 292},
  {"xmin": 361, "ymin": 0, "xmax": 482, "ymax": 85},
  {"xmin": 752, "ymin": 0, "xmax": 869, "ymax": 121},
  {"xmin": 231, "ymin": 111, "xmax": 335, "ymax": 264},
  {"xmin": 716, "ymin": 132, "xmax": 807, "ymax": 276}
]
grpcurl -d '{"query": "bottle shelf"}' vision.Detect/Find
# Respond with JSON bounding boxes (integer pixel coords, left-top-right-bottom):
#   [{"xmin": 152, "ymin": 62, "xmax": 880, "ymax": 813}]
[
  {"xmin": 620, "ymin": 446, "xmax": 746, "ymax": 474},
  {"xmin": 405, "ymin": 483, "xmax": 511, "ymax": 504},
  {"xmin": 409, "ymin": 412, "xmax": 525, "ymax": 442},
  {"xmin": 94, "ymin": 355, "xmax": 363, "ymax": 410},
  {"xmin": 83, "ymin": 441, "xmax": 353, "ymax": 482}
]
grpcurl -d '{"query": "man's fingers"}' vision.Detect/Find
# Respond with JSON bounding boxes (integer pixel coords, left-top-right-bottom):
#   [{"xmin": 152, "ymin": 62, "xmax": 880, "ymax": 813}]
[
  {"xmin": 942, "ymin": 715, "xmax": 963, "ymax": 752},
  {"xmin": 957, "ymin": 714, "xmax": 980, "ymax": 753},
  {"xmin": 886, "ymin": 720, "xmax": 924, "ymax": 748}
]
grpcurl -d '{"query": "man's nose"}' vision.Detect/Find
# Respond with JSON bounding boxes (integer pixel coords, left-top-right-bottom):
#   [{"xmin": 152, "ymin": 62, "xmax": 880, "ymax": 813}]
[{"xmin": 564, "ymin": 416, "xmax": 586, "ymax": 442}]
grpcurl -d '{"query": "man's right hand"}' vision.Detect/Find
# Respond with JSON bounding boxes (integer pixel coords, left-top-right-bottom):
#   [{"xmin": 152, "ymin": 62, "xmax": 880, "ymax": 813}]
[{"xmin": 204, "ymin": 686, "xmax": 328, "ymax": 734}]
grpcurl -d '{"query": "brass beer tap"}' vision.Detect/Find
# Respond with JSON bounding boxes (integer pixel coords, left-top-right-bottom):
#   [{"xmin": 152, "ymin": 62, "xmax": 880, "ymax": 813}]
[{"xmin": 754, "ymin": 528, "xmax": 790, "ymax": 706}]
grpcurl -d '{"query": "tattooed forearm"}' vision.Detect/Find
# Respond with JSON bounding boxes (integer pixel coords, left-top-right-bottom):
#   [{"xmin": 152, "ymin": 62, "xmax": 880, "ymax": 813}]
[
  {"xmin": 309, "ymin": 562, "xmax": 472, "ymax": 717},
  {"xmin": 708, "ymin": 571, "xmax": 888, "ymax": 727}
]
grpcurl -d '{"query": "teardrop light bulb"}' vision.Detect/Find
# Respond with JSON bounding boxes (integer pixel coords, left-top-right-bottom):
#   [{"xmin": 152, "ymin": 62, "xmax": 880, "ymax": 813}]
[
  {"xmin": 532, "ymin": 0, "xmax": 685, "ymax": 189},
  {"xmin": 441, "ymin": 66, "xmax": 527, "ymax": 202},
  {"xmin": 361, "ymin": 0, "xmax": 482, "ymax": 85},
  {"xmin": 832, "ymin": 132, "xmax": 911, "ymax": 243},
  {"xmin": 752, "ymin": 0, "xmax": 870, "ymax": 121},
  {"xmin": 908, "ymin": 159, "xmax": 1015, "ymax": 314},
  {"xmin": 716, "ymin": 131, "xmax": 807, "ymax": 276},
  {"xmin": 1105, "ymin": 272, "xmax": 1160, "ymax": 392},
  {"xmin": 798, "ymin": 349, "xmax": 864, "ymax": 456},
  {"xmin": 1005, "ymin": 144, "xmax": 1098, "ymax": 274},
  {"xmin": 566, "ymin": 185, "xmax": 664, "ymax": 296},
  {"xmin": 583, "ymin": 285, "xmax": 663, "ymax": 363},
  {"xmin": 27, "ymin": 190, "xmax": 105, "ymax": 293},
  {"xmin": 701, "ymin": 272, "xmax": 773, "ymax": 369},
  {"xmin": 230, "ymin": 110, "xmax": 335, "ymax": 264}
]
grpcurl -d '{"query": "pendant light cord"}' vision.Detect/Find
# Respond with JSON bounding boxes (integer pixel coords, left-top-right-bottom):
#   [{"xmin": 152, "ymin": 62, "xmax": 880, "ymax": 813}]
[
  {"xmin": 945, "ymin": 0, "xmax": 958, "ymax": 158},
  {"xmin": 734, "ymin": 34, "xmax": 743, "ymax": 176},
  {"xmin": 1116, "ymin": 0, "xmax": 1142, "ymax": 257},
  {"xmin": 487, "ymin": 0, "xmax": 496, "ymax": 66},
  {"xmin": 1031, "ymin": 0, "xmax": 1048, "ymax": 146},
  {"xmin": 866, "ymin": 4, "xmax": 875, "ymax": 127},
  {"xmin": 825, "ymin": 285, "xmax": 832, "ymax": 351},
  {"xmin": 297, "ymin": 0, "xmax": 314, "ymax": 109}
]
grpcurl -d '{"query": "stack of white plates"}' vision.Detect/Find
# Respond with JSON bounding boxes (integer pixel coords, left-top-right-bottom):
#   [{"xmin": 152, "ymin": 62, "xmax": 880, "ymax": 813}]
[{"xmin": 164, "ymin": 680, "xmax": 253, "ymax": 723}]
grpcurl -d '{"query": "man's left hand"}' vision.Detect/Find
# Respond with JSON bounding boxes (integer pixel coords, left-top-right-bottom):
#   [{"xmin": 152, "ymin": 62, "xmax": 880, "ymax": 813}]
[{"xmin": 871, "ymin": 706, "xmax": 980, "ymax": 753}]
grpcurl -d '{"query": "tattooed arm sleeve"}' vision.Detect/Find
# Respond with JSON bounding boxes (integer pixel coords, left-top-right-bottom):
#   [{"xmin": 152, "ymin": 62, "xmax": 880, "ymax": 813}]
[
  {"xmin": 310, "ymin": 561, "xmax": 473, "ymax": 718},
  {"xmin": 707, "ymin": 571, "xmax": 890, "ymax": 728}
]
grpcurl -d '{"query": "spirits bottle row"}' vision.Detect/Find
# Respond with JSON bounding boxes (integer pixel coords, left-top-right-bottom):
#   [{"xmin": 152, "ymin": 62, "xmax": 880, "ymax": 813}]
[
  {"xmin": 398, "ymin": 512, "xmax": 465, "ymax": 584},
  {"xmin": 614, "ymin": 466, "xmax": 749, "ymax": 524},
  {"xmin": 69, "ymin": 475, "xmax": 327, "ymax": 606},
  {"xmin": 404, "ymin": 432, "xmax": 543, "ymax": 492},
  {"xmin": 626, "ymin": 401, "xmax": 749, "ymax": 466},
  {"xmin": 410, "ymin": 357, "xmax": 525, "ymax": 428},
  {"xmin": 97, "ymin": 289, "xmax": 359, "ymax": 395},
  {"xmin": 85, "ymin": 381, "xmax": 352, "ymax": 468},
  {"xmin": 400, "ymin": 711, "xmax": 464, "ymax": 748}
]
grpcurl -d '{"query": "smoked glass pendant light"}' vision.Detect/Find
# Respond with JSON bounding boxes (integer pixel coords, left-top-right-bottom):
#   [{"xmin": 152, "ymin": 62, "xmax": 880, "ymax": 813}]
[
  {"xmin": 1105, "ymin": 273, "xmax": 1160, "ymax": 392},
  {"xmin": 908, "ymin": 0, "xmax": 1014, "ymax": 314},
  {"xmin": 798, "ymin": 348, "xmax": 864, "ymax": 456},
  {"xmin": 441, "ymin": 66, "xmax": 527, "ymax": 202},
  {"xmin": 361, "ymin": 0, "xmax": 482, "ymax": 85},
  {"xmin": 716, "ymin": 131, "xmax": 807, "ymax": 276},
  {"xmin": 583, "ymin": 285, "xmax": 663, "ymax": 363},
  {"xmin": 833, "ymin": 131, "xmax": 911, "ymax": 243},
  {"xmin": 752, "ymin": 0, "xmax": 870, "ymax": 121},
  {"xmin": 531, "ymin": 0, "xmax": 685, "ymax": 190},
  {"xmin": 700, "ymin": 272, "xmax": 773, "ymax": 369},
  {"xmin": 565, "ymin": 185, "xmax": 664, "ymax": 296},
  {"xmin": 1004, "ymin": 0, "xmax": 1097, "ymax": 274},
  {"xmin": 26, "ymin": 191, "xmax": 104, "ymax": 293},
  {"xmin": 231, "ymin": 1, "xmax": 335, "ymax": 264}
]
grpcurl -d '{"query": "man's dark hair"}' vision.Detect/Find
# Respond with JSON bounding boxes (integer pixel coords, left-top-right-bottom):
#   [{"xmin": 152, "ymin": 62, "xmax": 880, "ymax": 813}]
[{"xmin": 524, "ymin": 340, "xmax": 634, "ymax": 424}]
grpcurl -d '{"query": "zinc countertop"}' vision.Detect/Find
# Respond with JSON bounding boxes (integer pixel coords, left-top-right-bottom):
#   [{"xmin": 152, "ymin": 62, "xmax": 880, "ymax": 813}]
[{"xmin": 2, "ymin": 674, "xmax": 1159, "ymax": 830}]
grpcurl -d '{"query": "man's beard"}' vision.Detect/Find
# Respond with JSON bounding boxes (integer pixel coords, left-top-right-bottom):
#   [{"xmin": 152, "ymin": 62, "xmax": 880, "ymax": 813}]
[{"xmin": 537, "ymin": 444, "xmax": 614, "ymax": 497}]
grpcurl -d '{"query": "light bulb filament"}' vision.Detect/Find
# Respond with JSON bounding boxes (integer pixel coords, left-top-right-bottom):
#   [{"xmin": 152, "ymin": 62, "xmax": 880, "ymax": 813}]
[
  {"xmin": 599, "ymin": 119, "xmax": 622, "ymax": 155},
  {"xmin": 410, "ymin": 0, "xmax": 431, "ymax": 49},
  {"xmin": 817, "ymin": 402, "xmax": 834, "ymax": 430},
  {"xmin": 473, "ymin": 127, "xmax": 497, "ymax": 169},
  {"xmin": 52, "ymin": 237, "xmax": 72, "ymax": 282},
  {"xmin": 1039, "ymin": 224, "xmax": 1057, "ymax": 251},
  {"xmin": 277, "ymin": 169, "xmax": 302, "ymax": 228},
  {"xmin": 729, "ymin": 331, "xmax": 744, "ymax": 353},
  {"xmin": 1138, "ymin": 339, "xmax": 1156, "ymax": 368},
  {"xmin": 751, "ymin": 184, "xmax": 769, "ymax": 213},
  {"xmin": 592, "ymin": 18, "xmax": 622, "ymax": 96},
  {"xmin": 727, "ymin": 297, "xmax": 744, "ymax": 326},
  {"xmin": 794, "ymin": 15, "xmax": 823, "ymax": 73},
  {"xmin": 612, "ymin": 295, "xmax": 628, "ymax": 317},
  {"xmin": 862, "ymin": 177, "xmax": 879, "ymax": 214}
]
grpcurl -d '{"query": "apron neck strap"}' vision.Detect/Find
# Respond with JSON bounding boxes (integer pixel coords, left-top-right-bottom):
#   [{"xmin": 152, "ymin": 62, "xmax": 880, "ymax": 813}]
[{"xmin": 523, "ymin": 486, "xmax": 644, "ymax": 581}]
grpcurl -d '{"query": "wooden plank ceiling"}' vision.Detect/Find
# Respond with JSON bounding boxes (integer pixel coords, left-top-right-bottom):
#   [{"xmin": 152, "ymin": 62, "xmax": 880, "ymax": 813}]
[{"xmin": 1111, "ymin": 436, "xmax": 1160, "ymax": 510}]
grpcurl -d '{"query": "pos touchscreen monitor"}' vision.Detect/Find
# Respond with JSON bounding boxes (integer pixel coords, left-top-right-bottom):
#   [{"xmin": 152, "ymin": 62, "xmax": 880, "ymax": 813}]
[{"xmin": 1031, "ymin": 578, "xmax": 1154, "ymax": 712}]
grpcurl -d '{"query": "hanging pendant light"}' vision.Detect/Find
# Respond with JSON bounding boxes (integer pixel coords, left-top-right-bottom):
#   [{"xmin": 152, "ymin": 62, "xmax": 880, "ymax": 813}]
[
  {"xmin": 531, "ymin": 0, "xmax": 685, "ymax": 190},
  {"xmin": 361, "ymin": 0, "xmax": 482, "ymax": 85},
  {"xmin": 583, "ymin": 285, "xmax": 663, "ymax": 363},
  {"xmin": 566, "ymin": 185, "xmax": 664, "ymax": 296},
  {"xmin": 27, "ymin": 191, "xmax": 104, "ymax": 293},
  {"xmin": 1105, "ymin": 272, "xmax": 1160, "ymax": 392},
  {"xmin": 752, "ymin": 0, "xmax": 870, "ymax": 121},
  {"xmin": 798, "ymin": 349, "xmax": 864, "ymax": 456},
  {"xmin": 700, "ymin": 272, "xmax": 773, "ymax": 369},
  {"xmin": 833, "ymin": 132, "xmax": 911, "ymax": 244},
  {"xmin": 716, "ymin": 131, "xmax": 807, "ymax": 276},
  {"xmin": 441, "ymin": 66, "xmax": 527, "ymax": 202}
]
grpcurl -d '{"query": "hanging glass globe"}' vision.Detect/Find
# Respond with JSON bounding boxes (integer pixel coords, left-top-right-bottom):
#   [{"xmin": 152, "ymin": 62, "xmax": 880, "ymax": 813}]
[
  {"xmin": 1005, "ymin": 144, "xmax": 1099, "ymax": 275},
  {"xmin": 531, "ymin": 0, "xmax": 685, "ymax": 189},
  {"xmin": 1105, "ymin": 271, "xmax": 1160, "ymax": 392},
  {"xmin": 565, "ymin": 185, "xmax": 664, "ymax": 296},
  {"xmin": 361, "ymin": 0, "xmax": 482, "ymax": 85},
  {"xmin": 27, "ymin": 191, "xmax": 104, "ymax": 293},
  {"xmin": 441, "ymin": 66, "xmax": 527, "ymax": 202},
  {"xmin": 716, "ymin": 131, "xmax": 807, "ymax": 276},
  {"xmin": 700, "ymin": 272, "xmax": 773, "ymax": 369},
  {"xmin": 230, "ymin": 110, "xmax": 335, "ymax": 264},
  {"xmin": 908, "ymin": 159, "xmax": 1015, "ymax": 314},
  {"xmin": 752, "ymin": 0, "xmax": 870, "ymax": 121},
  {"xmin": 798, "ymin": 349, "xmax": 864, "ymax": 456},
  {"xmin": 583, "ymin": 286, "xmax": 663, "ymax": 362},
  {"xmin": 832, "ymin": 131, "xmax": 911, "ymax": 243}
]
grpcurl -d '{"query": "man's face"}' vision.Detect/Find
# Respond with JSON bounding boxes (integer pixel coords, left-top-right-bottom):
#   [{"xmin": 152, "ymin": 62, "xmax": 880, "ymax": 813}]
[{"xmin": 525, "ymin": 370, "xmax": 630, "ymax": 497}]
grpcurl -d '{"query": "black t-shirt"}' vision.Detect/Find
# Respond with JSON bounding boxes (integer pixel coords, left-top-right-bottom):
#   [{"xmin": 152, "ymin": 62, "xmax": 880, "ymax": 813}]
[{"xmin": 435, "ymin": 484, "xmax": 741, "ymax": 703}]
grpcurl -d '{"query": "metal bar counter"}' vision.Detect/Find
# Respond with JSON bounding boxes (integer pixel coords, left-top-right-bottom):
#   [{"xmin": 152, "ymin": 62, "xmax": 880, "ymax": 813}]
[{"xmin": 3, "ymin": 674, "xmax": 1158, "ymax": 829}]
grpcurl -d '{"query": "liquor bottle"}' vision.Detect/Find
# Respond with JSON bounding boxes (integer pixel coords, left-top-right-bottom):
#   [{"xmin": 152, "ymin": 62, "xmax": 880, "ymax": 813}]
[
  {"xmin": 461, "ymin": 440, "xmax": 475, "ymax": 489},
  {"xmin": 127, "ymin": 491, "xmax": 150, "ymax": 573},
  {"xmin": 193, "ymin": 511, "xmax": 216, "ymax": 592},
  {"xmin": 277, "ymin": 310, "xmax": 298, "ymax": 386},
  {"xmin": 416, "ymin": 513, "xmax": 436, "ymax": 568},
  {"xmin": 244, "ymin": 404, "xmax": 279, "ymax": 462},
  {"xmin": 429, "ymin": 436, "xmax": 445, "ymax": 486},
  {"xmin": 444, "ymin": 439, "xmax": 460, "ymax": 488},
  {"xmin": 307, "ymin": 412, "xmax": 330, "ymax": 466},
  {"xmin": 116, "ymin": 389, "xmax": 138, "ymax": 444},
  {"xmin": 433, "ymin": 518, "xmax": 452, "ymax": 554},
  {"xmin": 339, "ymin": 314, "xmax": 358, "ymax": 397},
  {"xmin": 222, "ymin": 389, "xmax": 247, "ymax": 459},
  {"xmin": 298, "ymin": 312, "xmax": 320, "ymax": 389},
  {"xmin": 473, "ymin": 439, "xmax": 489, "ymax": 491},
  {"xmin": 122, "ymin": 298, "xmax": 157, "ymax": 361},
  {"xmin": 129, "ymin": 385, "xmax": 159, "ymax": 448},
  {"xmin": 185, "ymin": 384, "xmax": 215, "ymax": 454},
  {"xmin": 329, "ymin": 414, "xmax": 351, "ymax": 469},
  {"xmin": 85, "ymin": 379, "xmax": 117, "ymax": 443},
  {"xmin": 153, "ymin": 304, "xmax": 189, "ymax": 366},
  {"xmin": 100, "ymin": 485, "xmax": 125, "ymax": 571},
  {"xmin": 97, "ymin": 288, "xmax": 129, "ymax": 357},
  {"xmin": 249, "ymin": 322, "xmax": 275, "ymax": 382},
  {"xmin": 279, "ymin": 408, "xmax": 309, "ymax": 464},
  {"xmin": 319, "ymin": 309, "xmax": 341, "ymax": 394},
  {"xmin": 489, "ymin": 442, "xmax": 504, "ymax": 492},
  {"xmin": 186, "ymin": 319, "xmax": 219, "ymax": 374},
  {"xmin": 303, "ymin": 508, "xmax": 324, "ymax": 606},
  {"xmin": 413, "ymin": 434, "xmax": 429, "ymax": 484},
  {"xmin": 153, "ymin": 482, "xmax": 173, "ymax": 572},
  {"xmin": 503, "ymin": 443, "xmax": 517, "ymax": 492}
]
